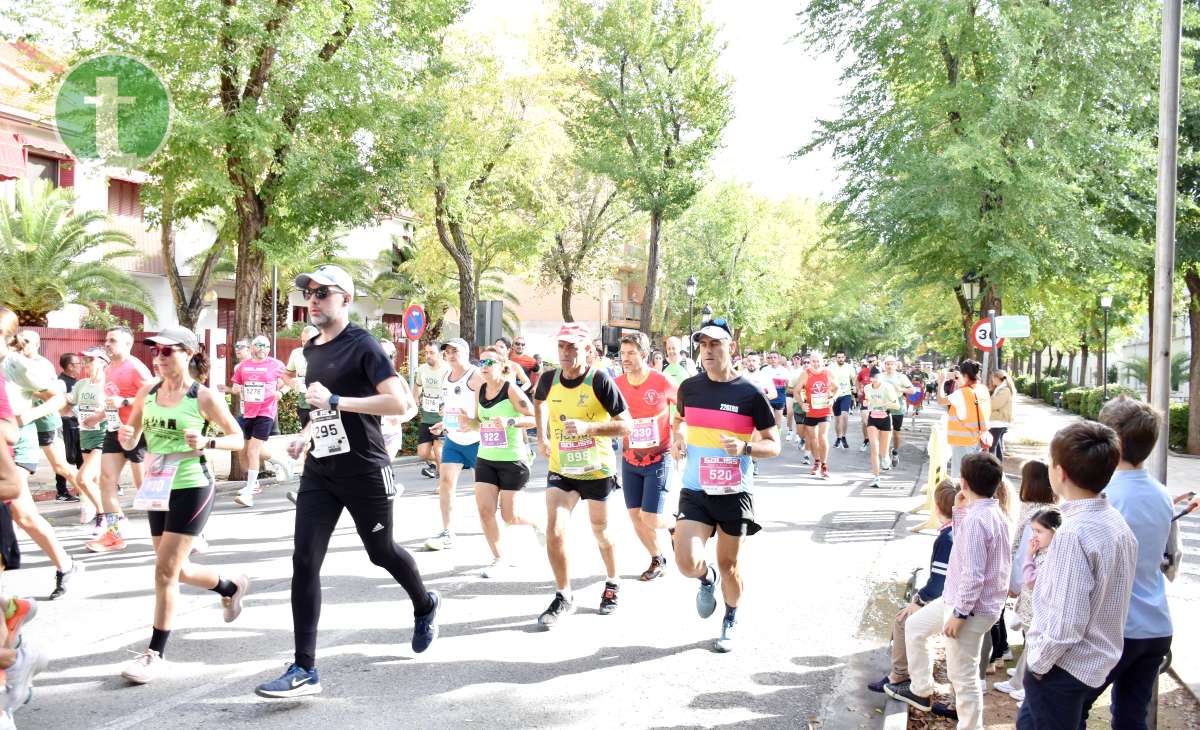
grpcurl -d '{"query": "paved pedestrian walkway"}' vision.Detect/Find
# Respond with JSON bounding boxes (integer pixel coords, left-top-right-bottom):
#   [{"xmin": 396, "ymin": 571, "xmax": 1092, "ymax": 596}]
[{"xmin": 1002, "ymin": 394, "xmax": 1200, "ymax": 703}]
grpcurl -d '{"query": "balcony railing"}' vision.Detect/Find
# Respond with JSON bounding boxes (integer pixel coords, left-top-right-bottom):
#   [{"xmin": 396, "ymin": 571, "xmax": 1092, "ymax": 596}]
[{"xmin": 609, "ymin": 301, "xmax": 641, "ymax": 321}]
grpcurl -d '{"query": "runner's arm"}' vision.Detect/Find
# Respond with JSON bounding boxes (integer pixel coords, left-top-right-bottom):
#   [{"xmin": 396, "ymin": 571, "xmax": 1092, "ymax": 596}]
[
  {"xmin": 118, "ymin": 382, "xmax": 155, "ymax": 450},
  {"xmin": 15, "ymin": 389, "xmax": 67, "ymax": 426},
  {"xmin": 310, "ymin": 375, "xmax": 415, "ymax": 417},
  {"xmin": 507, "ymin": 387, "xmax": 537, "ymax": 427},
  {"xmin": 0, "ymin": 431, "xmax": 22, "ymax": 500},
  {"xmin": 197, "ymin": 387, "xmax": 246, "ymax": 451}
]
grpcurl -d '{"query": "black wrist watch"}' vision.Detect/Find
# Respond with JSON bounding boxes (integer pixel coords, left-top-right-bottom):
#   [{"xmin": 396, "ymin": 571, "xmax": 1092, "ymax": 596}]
[
  {"xmin": 328, "ymin": 394, "xmax": 340, "ymax": 411},
  {"xmin": 121, "ymin": 398, "xmax": 131, "ymax": 408},
  {"xmin": 506, "ymin": 418, "xmax": 517, "ymax": 428},
  {"xmin": 207, "ymin": 438, "xmax": 217, "ymax": 450},
  {"xmin": 745, "ymin": 442, "xmax": 753, "ymax": 458}
]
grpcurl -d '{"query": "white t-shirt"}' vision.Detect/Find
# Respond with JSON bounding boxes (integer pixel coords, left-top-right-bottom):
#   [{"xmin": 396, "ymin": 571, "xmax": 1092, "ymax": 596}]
[{"xmin": 743, "ymin": 369, "xmax": 775, "ymax": 401}]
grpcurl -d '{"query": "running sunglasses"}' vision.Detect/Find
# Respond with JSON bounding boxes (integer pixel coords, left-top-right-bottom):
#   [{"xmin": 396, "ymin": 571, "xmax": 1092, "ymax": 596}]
[
  {"xmin": 150, "ymin": 344, "xmax": 187, "ymax": 357},
  {"xmin": 297, "ymin": 286, "xmax": 341, "ymax": 301},
  {"xmin": 479, "ymin": 358, "xmax": 498, "ymax": 367},
  {"xmin": 514, "ymin": 341, "xmax": 526, "ymax": 347}
]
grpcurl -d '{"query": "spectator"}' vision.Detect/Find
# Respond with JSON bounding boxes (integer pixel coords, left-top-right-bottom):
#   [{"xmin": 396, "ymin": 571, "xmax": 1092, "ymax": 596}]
[
  {"xmin": 997, "ymin": 506, "xmax": 1063, "ymax": 704},
  {"xmin": 1073, "ymin": 397, "xmax": 1174, "ymax": 727},
  {"xmin": 1018, "ymin": 421, "xmax": 1137, "ymax": 729},
  {"xmin": 988, "ymin": 369, "xmax": 1015, "ymax": 462},
  {"xmin": 887, "ymin": 452, "xmax": 1012, "ymax": 727},
  {"xmin": 937, "ymin": 360, "xmax": 992, "ymax": 478},
  {"xmin": 868, "ymin": 479, "xmax": 957, "ymax": 695},
  {"xmin": 57, "ymin": 352, "xmax": 84, "ymax": 502}
]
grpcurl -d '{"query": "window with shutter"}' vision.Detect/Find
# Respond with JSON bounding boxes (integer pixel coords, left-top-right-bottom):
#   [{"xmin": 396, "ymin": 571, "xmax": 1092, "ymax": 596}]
[
  {"xmin": 107, "ymin": 179, "xmax": 142, "ymax": 219},
  {"xmin": 58, "ymin": 160, "xmax": 74, "ymax": 188}
]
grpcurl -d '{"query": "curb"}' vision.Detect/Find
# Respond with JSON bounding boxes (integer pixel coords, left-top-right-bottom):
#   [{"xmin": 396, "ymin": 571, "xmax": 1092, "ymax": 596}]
[{"xmin": 882, "ymin": 697, "xmax": 908, "ymax": 730}]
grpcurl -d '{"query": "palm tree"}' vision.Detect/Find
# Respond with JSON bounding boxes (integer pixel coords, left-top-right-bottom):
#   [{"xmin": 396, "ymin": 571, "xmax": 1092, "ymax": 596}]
[
  {"xmin": 1122, "ymin": 353, "xmax": 1190, "ymax": 391},
  {"xmin": 0, "ymin": 180, "xmax": 152, "ymax": 325}
]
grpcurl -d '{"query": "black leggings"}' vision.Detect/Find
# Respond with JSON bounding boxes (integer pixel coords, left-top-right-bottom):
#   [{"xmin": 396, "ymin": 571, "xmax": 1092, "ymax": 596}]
[{"xmin": 291, "ymin": 466, "xmax": 432, "ymax": 669}]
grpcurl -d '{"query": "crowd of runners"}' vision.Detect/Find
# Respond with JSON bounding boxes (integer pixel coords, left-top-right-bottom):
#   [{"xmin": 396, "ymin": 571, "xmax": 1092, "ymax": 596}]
[{"xmin": 0, "ymin": 262, "xmax": 1194, "ymax": 728}]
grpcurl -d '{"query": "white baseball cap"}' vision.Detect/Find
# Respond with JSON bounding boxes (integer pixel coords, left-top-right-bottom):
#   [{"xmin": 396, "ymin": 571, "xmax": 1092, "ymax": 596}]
[{"xmin": 294, "ymin": 264, "xmax": 355, "ymax": 297}]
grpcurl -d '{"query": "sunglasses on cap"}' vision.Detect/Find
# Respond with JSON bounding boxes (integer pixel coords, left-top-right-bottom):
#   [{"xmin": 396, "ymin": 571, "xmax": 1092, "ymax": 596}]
[
  {"xmin": 298, "ymin": 286, "xmax": 341, "ymax": 301},
  {"xmin": 151, "ymin": 344, "xmax": 188, "ymax": 358}
]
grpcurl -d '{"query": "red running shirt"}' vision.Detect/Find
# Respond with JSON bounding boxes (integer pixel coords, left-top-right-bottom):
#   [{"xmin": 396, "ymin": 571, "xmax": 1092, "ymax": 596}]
[
  {"xmin": 804, "ymin": 369, "xmax": 833, "ymax": 418},
  {"xmin": 614, "ymin": 369, "xmax": 677, "ymax": 466}
]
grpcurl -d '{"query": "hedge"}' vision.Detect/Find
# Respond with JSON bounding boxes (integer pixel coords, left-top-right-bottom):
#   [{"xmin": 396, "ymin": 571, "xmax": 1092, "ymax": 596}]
[
  {"xmin": 1170, "ymin": 402, "xmax": 1188, "ymax": 452},
  {"xmin": 1063, "ymin": 387, "xmax": 1088, "ymax": 413}
]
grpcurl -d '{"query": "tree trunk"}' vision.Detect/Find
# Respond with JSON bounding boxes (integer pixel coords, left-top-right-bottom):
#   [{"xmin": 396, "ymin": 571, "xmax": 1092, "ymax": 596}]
[
  {"xmin": 639, "ymin": 210, "xmax": 662, "ymax": 334},
  {"xmin": 1066, "ymin": 351, "xmax": 1077, "ymax": 388},
  {"xmin": 1034, "ymin": 348, "xmax": 1043, "ymax": 383},
  {"xmin": 434, "ymin": 183, "xmax": 476, "ymax": 346},
  {"xmin": 561, "ymin": 273, "xmax": 575, "ymax": 322},
  {"xmin": 1185, "ymin": 266, "xmax": 1200, "ymax": 453},
  {"xmin": 1079, "ymin": 342, "xmax": 1090, "ymax": 388},
  {"xmin": 228, "ymin": 193, "xmax": 269, "ymax": 482},
  {"xmin": 160, "ymin": 182, "xmax": 225, "ymax": 331},
  {"xmin": 954, "ymin": 285, "xmax": 975, "ymax": 359},
  {"xmin": 1095, "ymin": 345, "xmax": 1106, "ymax": 388}
]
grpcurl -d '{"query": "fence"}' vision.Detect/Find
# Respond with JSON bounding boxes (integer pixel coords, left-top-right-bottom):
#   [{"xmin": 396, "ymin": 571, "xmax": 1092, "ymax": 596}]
[{"xmin": 22, "ymin": 327, "xmax": 157, "ymax": 373}]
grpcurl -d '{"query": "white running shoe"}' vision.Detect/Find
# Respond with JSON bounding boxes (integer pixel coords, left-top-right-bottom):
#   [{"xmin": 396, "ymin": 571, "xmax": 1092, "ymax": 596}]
[
  {"xmin": 4, "ymin": 644, "xmax": 48, "ymax": 709},
  {"xmin": 190, "ymin": 533, "xmax": 209, "ymax": 556},
  {"xmin": 533, "ymin": 524, "xmax": 548, "ymax": 547},
  {"xmin": 859, "ymin": 441, "xmax": 869, "ymax": 452},
  {"xmin": 424, "ymin": 530, "xmax": 454, "ymax": 551},
  {"xmin": 79, "ymin": 500, "xmax": 97, "ymax": 525},
  {"xmin": 234, "ymin": 489, "xmax": 255, "ymax": 508},
  {"xmin": 121, "ymin": 649, "xmax": 167, "ymax": 685},
  {"xmin": 1007, "ymin": 668, "xmax": 1017, "ymax": 678},
  {"xmin": 222, "ymin": 574, "xmax": 251, "ymax": 623},
  {"xmin": 881, "ymin": 462, "xmax": 891, "ymax": 472},
  {"xmin": 269, "ymin": 459, "xmax": 295, "ymax": 482}
]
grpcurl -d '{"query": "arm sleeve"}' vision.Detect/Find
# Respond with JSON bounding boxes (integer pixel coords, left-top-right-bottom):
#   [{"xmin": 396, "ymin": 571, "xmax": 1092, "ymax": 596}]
[
  {"xmin": 950, "ymin": 511, "xmax": 987, "ymax": 615},
  {"xmin": 591, "ymin": 370, "xmax": 628, "ymax": 417},
  {"xmin": 231, "ymin": 365, "xmax": 244, "ymax": 385},
  {"xmin": 1011, "ymin": 522, "xmax": 1033, "ymax": 594},
  {"xmin": 1027, "ymin": 532, "xmax": 1094, "ymax": 674},
  {"xmin": 918, "ymin": 529, "xmax": 953, "ymax": 602},
  {"xmin": 1022, "ymin": 552, "xmax": 1038, "ymax": 588},
  {"xmin": 533, "ymin": 370, "xmax": 555, "ymax": 401}
]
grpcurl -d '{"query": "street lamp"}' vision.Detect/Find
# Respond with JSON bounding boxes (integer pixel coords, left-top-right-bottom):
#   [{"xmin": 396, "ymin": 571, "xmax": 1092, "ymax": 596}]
[
  {"xmin": 1101, "ymin": 293, "xmax": 1113, "ymax": 399},
  {"xmin": 686, "ymin": 275, "xmax": 697, "ymax": 357},
  {"xmin": 961, "ymin": 272, "xmax": 982, "ymax": 314}
]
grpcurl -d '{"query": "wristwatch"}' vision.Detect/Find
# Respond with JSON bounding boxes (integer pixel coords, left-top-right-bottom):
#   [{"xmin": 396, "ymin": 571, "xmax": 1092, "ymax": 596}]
[
  {"xmin": 207, "ymin": 438, "xmax": 217, "ymax": 450},
  {"xmin": 953, "ymin": 609, "xmax": 971, "ymax": 620},
  {"xmin": 121, "ymin": 398, "xmax": 131, "ymax": 408},
  {"xmin": 506, "ymin": 418, "xmax": 517, "ymax": 428},
  {"xmin": 744, "ymin": 442, "xmax": 753, "ymax": 458},
  {"xmin": 328, "ymin": 394, "xmax": 340, "ymax": 411}
]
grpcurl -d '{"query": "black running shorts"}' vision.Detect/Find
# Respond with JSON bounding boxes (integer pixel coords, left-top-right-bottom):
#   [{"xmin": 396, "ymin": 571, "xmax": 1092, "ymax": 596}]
[{"xmin": 677, "ymin": 488, "xmax": 761, "ymax": 538}]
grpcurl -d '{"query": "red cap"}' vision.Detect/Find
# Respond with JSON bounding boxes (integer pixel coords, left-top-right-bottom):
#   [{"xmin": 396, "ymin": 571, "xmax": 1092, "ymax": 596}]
[{"xmin": 555, "ymin": 323, "xmax": 591, "ymax": 345}]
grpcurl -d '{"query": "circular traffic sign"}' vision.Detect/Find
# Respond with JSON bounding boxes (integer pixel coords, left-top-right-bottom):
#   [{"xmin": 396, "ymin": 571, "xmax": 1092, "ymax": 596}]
[
  {"xmin": 971, "ymin": 319, "xmax": 1005, "ymax": 351},
  {"xmin": 403, "ymin": 304, "xmax": 426, "ymax": 341}
]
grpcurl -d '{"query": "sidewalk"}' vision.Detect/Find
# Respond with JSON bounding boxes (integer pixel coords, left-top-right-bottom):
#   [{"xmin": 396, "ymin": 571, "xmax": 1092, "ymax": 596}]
[{"xmin": 1003, "ymin": 394, "xmax": 1200, "ymax": 703}]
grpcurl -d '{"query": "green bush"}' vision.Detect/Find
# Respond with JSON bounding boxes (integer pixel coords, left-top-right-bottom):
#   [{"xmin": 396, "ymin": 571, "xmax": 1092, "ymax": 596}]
[
  {"xmin": 277, "ymin": 390, "xmax": 302, "ymax": 434},
  {"xmin": 1080, "ymin": 386, "xmax": 1141, "ymax": 421},
  {"xmin": 1014, "ymin": 374, "xmax": 1032, "ymax": 395},
  {"xmin": 1064, "ymin": 388, "xmax": 1088, "ymax": 413},
  {"xmin": 1170, "ymin": 402, "xmax": 1188, "ymax": 452}
]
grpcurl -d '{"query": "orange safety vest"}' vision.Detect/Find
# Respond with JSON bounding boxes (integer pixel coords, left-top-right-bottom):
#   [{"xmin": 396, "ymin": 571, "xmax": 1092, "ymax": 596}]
[{"xmin": 947, "ymin": 385, "xmax": 987, "ymax": 447}]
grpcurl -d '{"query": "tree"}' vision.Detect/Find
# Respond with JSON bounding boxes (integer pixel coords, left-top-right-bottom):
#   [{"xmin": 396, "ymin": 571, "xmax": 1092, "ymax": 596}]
[
  {"xmin": 799, "ymin": 0, "xmax": 1158, "ymax": 353},
  {"xmin": 0, "ymin": 180, "xmax": 151, "ymax": 326},
  {"xmin": 88, "ymin": 0, "xmax": 467, "ymax": 345},
  {"xmin": 1177, "ymin": 0, "xmax": 1200, "ymax": 451},
  {"xmin": 539, "ymin": 164, "xmax": 635, "ymax": 321},
  {"xmin": 557, "ymin": 0, "xmax": 733, "ymax": 334}
]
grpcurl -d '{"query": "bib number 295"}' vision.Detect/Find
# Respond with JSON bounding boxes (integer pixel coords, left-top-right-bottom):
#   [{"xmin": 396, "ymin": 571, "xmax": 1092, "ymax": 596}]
[{"xmin": 309, "ymin": 410, "xmax": 350, "ymax": 458}]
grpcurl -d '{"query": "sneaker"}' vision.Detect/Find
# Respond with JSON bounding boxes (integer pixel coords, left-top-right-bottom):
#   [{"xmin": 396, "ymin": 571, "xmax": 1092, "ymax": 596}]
[
  {"xmin": 252, "ymin": 483, "xmax": 264, "ymax": 495},
  {"xmin": 598, "ymin": 582, "xmax": 619, "ymax": 615},
  {"xmin": 48, "ymin": 559, "xmax": 84, "ymax": 600},
  {"xmin": 1006, "ymin": 667, "xmax": 1017, "ymax": 678},
  {"xmin": 995, "ymin": 679, "xmax": 1019, "ymax": 694},
  {"xmin": 696, "ymin": 566, "xmax": 720, "ymax": 619},
  {"xmin": 867, "ymin": 675, "xmax": 892, "ymax": 693},
  {"xmin": 411, "ymin": 591, "xmax": 440, "ymax": 653},
  {"xmin": 870, "ymin": 477, "xmax": 880, "ymax": 488},
  {"xmin": 79, "ymin": 500, "xmax": 97, "ymax": 525},
  {"xmin": 86, "ymin": 530, "xmax": 126, "ymax": 553},
  {"xmin": 255, "ymin": 663, "xmax": 321, "ymax": 698},
  {"xmin": 639, "ymin": 555, "xmax": 667, "ymax": 581},
  {"xmin": 798, "ymin": 438, "xmax": 806, "ymax": 448},
  {"xmin": 891, "ymin": 453, "xmax": 900, "ymax": 468},
  {"xmin": 191, "ymin": 533, "xmax": 209, "ymax": 556},
  {"xmin": 1002, "ymin": 649, "xmax": 1014, "ymax": 662},
  {"xmin": 1010, "ymin": 688, "xmax": 1025, "ymax": 702},
  {"xmin": 5, "ymin": 598, "xmax": 36, "ymax": 645},
  {"xmin": 0, "ymin": 710, "xmax": 14, "ymax": 730},
  {"xmin": 420, "ymin": 462, "xmax": 438, "ymax": 479},
  {"xmin": 286, "ymin": 491, "xmax": 299, "ymax": 505},
  {"xmin": 809, "ymin": 462, "xmax": 819, "ymax": 476},
  {"xmin": 931, "ymin": 702, "xmax": 958, "ymax": 720},
  {"xmin": 56, "ymin": 493, "xmax": 80, "ymax": 503},
  {"xmin": 884, "ymin": 681, "xmax": 931, "ymax": 712},
  {"xmin": 820, "ymin": 463, "xmax": 829, "ymax": 479},
  {"xmin": 480, "ymin": 557, "xmax": 509, "ymax": 579},
  {"xmin": 785, "ymin": 432, "xmax": 795, "ymax": 442},
  {"xmin": 538, "ymin": 592, "xmax": 575, "ymax": 629},
  {"xmin": 90, "ymin": 514, "xmax": 105, "ymax": 538},
  {"xmin": 752, "ymin": 461, "xmax": 759, "ymax": 476},
  {"xmin": 881, "ymin": 462, "xmax": 891, "ymax": 472},
  {"xmin": 222, "ymin": 574, "xmax": 251, "ymax": 623},
  {"xmin": 859, "ymin": 441, "xmax": 868, "ymax": 452},
  {"xmin": 802, "ymin": 455, "xmax": 812, "ymax": 466},
  {"xmin": 4, "ymin": 644, "xmax": 48, "ymax": 708},
  {"xmin": 713, "ymin": 617, "xmax": 736, "ymax": 652},
  {"xmin": 120, "ymin": 649, "xmax": 167, "ymax": 685},
  {"xmin": 423, "ymin": 530, "xmax": 454, "ymax": 551},
  {"xmin": 270, "ymin": 459, "xmax": 295, "ymax": 482},
  {"xmin": 234, "ymin": 489, "xmax": 255, "ymax": 508}
]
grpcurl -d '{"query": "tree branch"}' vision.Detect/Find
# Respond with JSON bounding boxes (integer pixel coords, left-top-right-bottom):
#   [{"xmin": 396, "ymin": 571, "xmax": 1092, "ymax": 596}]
[{"xmin": 241, "ymin": 0, "xmax": 298, "ymax": 103}]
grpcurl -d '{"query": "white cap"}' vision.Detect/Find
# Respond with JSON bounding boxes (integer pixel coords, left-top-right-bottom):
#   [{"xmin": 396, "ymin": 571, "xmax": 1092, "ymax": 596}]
[{"xmin": 294, "ymin": 264, "xmax": 355, "ymax": 297}]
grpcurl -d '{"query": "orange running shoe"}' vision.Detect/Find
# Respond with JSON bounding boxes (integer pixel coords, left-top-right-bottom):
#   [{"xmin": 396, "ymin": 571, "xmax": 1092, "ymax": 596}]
[
  {"xmin": 86, "ymin": 531, "xmax": 127, "ymax": 553},
  {"xmin": 5, "ymin": 597, "xmax": 36, "ymax": 647}
]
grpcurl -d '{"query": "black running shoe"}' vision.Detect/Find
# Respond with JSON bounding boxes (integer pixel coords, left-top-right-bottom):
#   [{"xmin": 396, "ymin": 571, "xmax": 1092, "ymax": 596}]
[
  {"xmin": 884, "ymin": 681, "xmax": 930, "ymax": 712},
  {"xmin": 931, "ymin": 702, "xmax": 958, "ymax": 720},
  {"xmin": 420, "ymin": 462, "xmax": 437, "ymax": 479},
  {"xmin": 538, "ymin": 592, "xmax": 575, "ymax": 629},
  {"xmin": 867, "ymin": 676, "xmax": 891, "ymax": 693},
  {"xmin": 55, "ymin": 494, "xmax": 80, "ymax": 503},
  {"xmin": 598, "ymin": 582, "xmax": 619, "ymax": 615}
]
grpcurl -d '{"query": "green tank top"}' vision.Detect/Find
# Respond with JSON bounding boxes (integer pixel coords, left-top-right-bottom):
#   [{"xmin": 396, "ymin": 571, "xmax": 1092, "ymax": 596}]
[
  {"xmin": 142, "ymin": 382, "xmax": 210, "ymax": 490},
  {"xmin": 477, "ymin": 381, "xmax": 525, "ymax": 463}
]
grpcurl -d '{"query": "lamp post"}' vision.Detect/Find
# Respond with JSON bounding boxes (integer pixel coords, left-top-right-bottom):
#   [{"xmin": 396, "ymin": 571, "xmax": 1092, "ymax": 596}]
[
  {"xmin": 701, "ymin": 304, "xmax": 713, "ymax": 326},
  {"xmin": 961, "ymin": 273, "xmax": 982, "ymax": 360},
  {"xmin": 1101, "ymin": 294, "xmax": 1113, "ymax": 400},
  {"xmin": 686, "ymin": 275, "xmax": 697, "ymax": 358}
]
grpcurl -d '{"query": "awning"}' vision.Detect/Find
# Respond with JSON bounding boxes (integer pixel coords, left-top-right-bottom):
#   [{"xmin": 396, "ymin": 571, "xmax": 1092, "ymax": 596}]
[{"xmin": 0, "ymin": 132, "xmax": 24, "ymax": 180}]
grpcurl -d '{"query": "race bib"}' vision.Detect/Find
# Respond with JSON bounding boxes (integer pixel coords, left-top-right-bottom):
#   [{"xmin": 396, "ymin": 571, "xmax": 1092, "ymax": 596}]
[
  {"xmin": 811, "ymin": 392, "xmax": 830, "ymax": 410},
  {"xmin": 480, "ymin": 422, "xmax": 508, "ymax": 449},
  {"xmin": 698, "ymin": 455, "xmax": 743, "ymax": 496},
  {"xmin": 629, "ymin": 417, "xmax": 660, "ymax": 450},
  {"xmin": 559, "ymin": 435, "xmax": 598, "ymax": 475},
  {"xmin": 134, "ymin": 452, "xmax": 183, "ymax": 511},
  {"xmin": 309, "ymin": 409, "xmax": 350, "ymax": 458},
  {"xmin": 870, "ymin": 410, "xmax": 888, "ymax": 419},
  {"xmin": 443, "ymin": 408, "xmax": 461, "ymax": 431},
  {"xmin": 244, "ymin": 381, "xmax": 267, "ymax": 403},
  {"xmin": 105, "ymin": 408, "xmax": 122, "ymax": 431},
  {"xmin": 420, "ymin": 393, "xmax": 441, "ymax": 413}
]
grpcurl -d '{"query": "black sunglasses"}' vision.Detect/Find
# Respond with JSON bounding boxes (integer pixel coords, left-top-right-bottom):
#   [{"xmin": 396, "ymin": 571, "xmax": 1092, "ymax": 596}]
[
  {"xmin": 298, "ymin": 286, "xmax": 340, "ymax": 301},
  {"xmin": 151, "ymin": 344, "xmax": 187, "ymax": 358}
]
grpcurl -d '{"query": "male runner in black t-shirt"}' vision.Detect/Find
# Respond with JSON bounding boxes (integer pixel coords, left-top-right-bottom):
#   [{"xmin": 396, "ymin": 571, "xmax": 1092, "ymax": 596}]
[{"xmin": 254, "ymin": 265, "xmax": 434, "ymax": 700}]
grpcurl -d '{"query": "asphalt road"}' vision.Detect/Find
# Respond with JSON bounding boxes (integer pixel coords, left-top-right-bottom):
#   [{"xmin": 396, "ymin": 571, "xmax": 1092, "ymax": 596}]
[{"xmin": 9, "ymin": 411, "xmax": 940, "ymax": 730}]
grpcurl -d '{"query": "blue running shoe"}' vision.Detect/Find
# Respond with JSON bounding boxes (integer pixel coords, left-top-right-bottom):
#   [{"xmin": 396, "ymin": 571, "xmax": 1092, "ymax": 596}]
[
  {"xmin": 696, "ymin": 566, "xmax": 719, "ymax": 619},
  {"xmin": 255, "ymin": 663, "xmax": 321, "ymax": 698},
  {"xmin": 412, "ymin": 590, "xmax": 440, "ymax": 653}
]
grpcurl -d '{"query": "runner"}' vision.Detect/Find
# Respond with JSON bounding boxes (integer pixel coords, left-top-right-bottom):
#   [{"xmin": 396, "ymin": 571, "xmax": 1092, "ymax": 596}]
[
  {"xmin": 760, "ymin": 351, "xmax": 791, "ymax": 442},
  {"xmin": 785, "ymin": 353, "xmax": 803, "ymax": 441},
  {"xmin": 793, "ymin": 353, "xmax": 837, "ymax": 479},
  {"xmin": 856, "ymin": 357, "xmax": 873, "ymax": 451},
  {"xmin": 470, "ymin": 345, "xmax": 545, "ymax": 577},
  {"xmin": 614, "ymin": 332, "xmax": 678, "ymax": 582},
  {"xmin": 827, "ymin": 351, "xmax": 857, "ymax": 450},
  {"xmin": 255, "ymin": 264, "xmax": 438, "ymax": 699},
  {"xmin": 87, "ymin": 326, "xmax": 153, "ymax": 552},
  {"xmin": 862, "ymin": 369, "xmax": 899, "ymax": 487},
  {"xmin": 493, "ymin": 337, "xmax": 531, "ymax": 392},
  {"xmin": 533, "ymin": 323, "xmax": 631, "ymax": 628},
  {"xmin": 114, "ymin": 326, "xmax": 249, "ymax": 684},
  {"xmin": 739, "ymin": 353, "xmax": 775, "ymax": 475},
  {"xmin": 413, "ymin": 341, "xmax": 449, "ymax": 479},
  {"xmin": 508, "ymin": 334, "xmax": 540, "ymax": 398},
  {"xmin": 671, "ymin": 317, "xmax": 779, "ymax": 652},
  {"xmin": 56, "ymin": 352, "xmax": 84, "ymax": 504},
  {"xmin": 13, "ymin": 332, "xmax": 81, "ymax": 504},
  {"xmin": 879, "ymin": 356, "xmax": 916, "ymax": 468},
  {"xmin": 232, "ymin": 335, "xmax": 293, "ymax": 507},
  {"xmin": 422, "ymin": 338, "xmax": 481, "ymax": 551},
  {"xmin": 69, "ymin": 348, "xmax": 119, "ymax": 536},
  {"xmin": 794, "ymin": 355, "xmax": 813, "ymax": 463}
]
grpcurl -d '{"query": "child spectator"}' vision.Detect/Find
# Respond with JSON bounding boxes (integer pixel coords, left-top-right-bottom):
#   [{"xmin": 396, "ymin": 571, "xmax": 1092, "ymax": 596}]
[
  {"xmin": 1075, "ymin": 397, "xmax": 1174, "ymax": 727},
  {"xmin": 868, "ymin": 479, "xmax": 958, "ymax": 694},
  {"xmin": 886, "ymin": 452, "xmax": 1012, "ymax": 729},
  {"xmin": 996, "ymin": 507, "xmax": 1062, "ymax": 703},
  {"xmin": 1017, "ymin": 421, "xmax": 1137, "ymax": 729}
]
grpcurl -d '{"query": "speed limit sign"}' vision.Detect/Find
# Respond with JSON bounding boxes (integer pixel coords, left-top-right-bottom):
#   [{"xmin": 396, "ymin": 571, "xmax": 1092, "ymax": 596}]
[{"xmin": 971, "ymin": 319, "xmax": 1005, "ymax": 352}]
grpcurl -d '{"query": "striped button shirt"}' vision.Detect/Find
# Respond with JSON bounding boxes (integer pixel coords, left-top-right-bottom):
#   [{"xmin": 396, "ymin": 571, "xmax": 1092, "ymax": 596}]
[
  {"xmin": 943, "ymin": 498, "xmax": 1012, "ymax": 622},
  {"xmin": 1025, "ymin": 497, "xmax": 1138, "ymax": 687}
]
